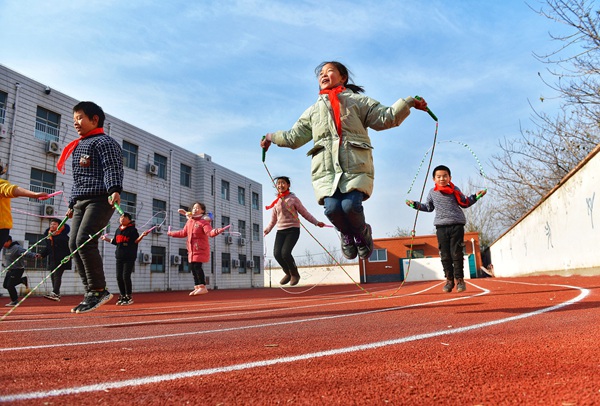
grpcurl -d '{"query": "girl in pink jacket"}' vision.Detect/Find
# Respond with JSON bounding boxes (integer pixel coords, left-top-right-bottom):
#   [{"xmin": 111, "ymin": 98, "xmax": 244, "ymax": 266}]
[{"xmin": 167, "ymin": 202, "xmax": 228, "ymax": 296}]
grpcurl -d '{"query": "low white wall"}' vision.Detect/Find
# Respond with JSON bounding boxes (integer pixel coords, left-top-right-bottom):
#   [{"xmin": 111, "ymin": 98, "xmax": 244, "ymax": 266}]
[
  {"xmin": 263, "ymin": 263, "xmax": 360, "ymax": 287},
  {"xmin": 490, "ymin": 146, "xmax": 600, "ymax": 277},
  {"xmin": 402, "ymin": 256, "xmax": 472, "ymax": 282}
]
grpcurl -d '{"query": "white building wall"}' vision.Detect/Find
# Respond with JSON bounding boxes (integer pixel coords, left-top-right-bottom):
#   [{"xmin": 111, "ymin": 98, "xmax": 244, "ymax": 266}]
[
  {"xmin": 489, "ymin": 144, "xmax": 600, "ymax": 277},
  {"xmin": 0, "ymin": 64, "xmax": 263, "ymax": 294}
]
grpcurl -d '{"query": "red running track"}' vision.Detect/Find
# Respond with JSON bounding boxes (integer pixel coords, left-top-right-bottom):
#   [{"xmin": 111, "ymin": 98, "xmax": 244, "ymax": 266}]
[{"xmin": 1, "ymin": 275, "xmax": 599, "ymax": 405}]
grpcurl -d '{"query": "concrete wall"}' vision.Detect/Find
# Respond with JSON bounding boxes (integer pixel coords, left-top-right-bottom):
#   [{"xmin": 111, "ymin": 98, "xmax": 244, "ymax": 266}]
[
  {"xmin": 263, "ymin": 264, "xmax": 360, "ymax": 287},
  {"xmin": 489, "ymin": 145, "xmax": 600, "ymax": 277}
]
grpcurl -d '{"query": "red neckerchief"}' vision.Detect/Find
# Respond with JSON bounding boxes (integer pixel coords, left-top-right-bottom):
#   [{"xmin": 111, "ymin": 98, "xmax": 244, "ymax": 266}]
[
  {"xmin": 265, "ymin": 190, "xmax": 290, "ymax": 210},
  {"xmin": 434, "ymin": 182, "xmax": 470, "ymax": 208},
  {"xmin": 319, "ymin": 86, "xmax": 345, "ymax": 143},
  {"xmin": 119, "ymin": 223, "xmax": 135, "ymax": 231},
  {"xmin": 47, "ymin": 226, "xmax": 63, "ymax": 244},
  {"xmin": 56, "ymin": 127, "xmax": 104, "ymax": 174}
]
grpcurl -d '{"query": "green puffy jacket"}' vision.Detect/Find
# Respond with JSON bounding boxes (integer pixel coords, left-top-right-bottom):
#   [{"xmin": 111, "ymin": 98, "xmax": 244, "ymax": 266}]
[{"xmin": 271, "ymin": 90, "xmax": 412, "ymax": 205}]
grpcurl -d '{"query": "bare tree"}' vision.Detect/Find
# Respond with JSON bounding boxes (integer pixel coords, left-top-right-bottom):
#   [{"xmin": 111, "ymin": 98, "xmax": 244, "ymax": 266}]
[
  {"xmin": 490, "ymin": 0, "xmax": 600, "ymax": 229},
  {"xmin": 387, "ymin": 227, "xmax": 413, "ymax": 238},
  {"xmin": 464, "ymin": 178, "xmax": 503, "ymax": 247}
]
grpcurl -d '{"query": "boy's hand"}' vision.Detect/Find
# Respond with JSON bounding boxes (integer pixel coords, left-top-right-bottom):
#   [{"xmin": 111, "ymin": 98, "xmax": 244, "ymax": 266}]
[
  {"xmin": 476, "ymin": 189, "xmax": 487, "ymax": 200},
  {"xmin": 405, "ymin": 199, "xmax": 415, "ymax": 208},
  {"xmin": 411, "ymin": 97, "xmax": 428, "ymax": 112},
  {"xmin": 260, "ymin": 134, "xmax": 272, "ymax": 151}
]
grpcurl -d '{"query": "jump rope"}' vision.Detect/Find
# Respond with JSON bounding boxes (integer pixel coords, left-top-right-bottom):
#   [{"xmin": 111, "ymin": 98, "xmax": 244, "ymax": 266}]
[{"xmin": 261, "ymin": 96, "xmax": 486, "ymax": 298}]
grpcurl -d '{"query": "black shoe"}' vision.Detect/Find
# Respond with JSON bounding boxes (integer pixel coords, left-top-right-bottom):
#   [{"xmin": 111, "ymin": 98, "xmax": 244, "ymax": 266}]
[
  {"xmin": 456, "ymin": 278, "xmax": 466, "ymax": 293},
  {"xmin": 442, "ymin": 279, "xmax": 455, "ymax": 293},
  {"xmin": 5, "ymin": 301, "xmax": 18, "ymax": 307},
  {"xmin": 279, "ymin": 274, "xmax": 291, "ymax": 285},
  {"xmin": 356, "ymin": 224, "xmax": 373, "ymax": 259},
  {"xmin": 341, "ymin": 233, "xmax": 358, "ymax": 260},
  {"xmin": 121, "ymin": 296, "xmax": 134, "ymax": 306},
  {"xmin": 71, "ymin": 294, "xmax": 89, "ymax": 313},
  {"xmin": 43, "ymin": 292, "xmax": 61, "ymax": 302},
  {"xmin": 76, "ymin": 290, "xmax": 113, "ymax": 314}
]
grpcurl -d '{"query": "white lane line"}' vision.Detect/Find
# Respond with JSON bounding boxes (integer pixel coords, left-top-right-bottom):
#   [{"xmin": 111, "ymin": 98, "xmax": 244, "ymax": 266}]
[
  {"xmin": 0, "ymin": 283, "xmax": 588, "ymax": 403},
  {"xmin": 0, "ymin": 285, "xmax": 487, "ymax": 352},
  {"xmin": 1, "ymin": 283, "xmax": 444, "ymax": 334}
]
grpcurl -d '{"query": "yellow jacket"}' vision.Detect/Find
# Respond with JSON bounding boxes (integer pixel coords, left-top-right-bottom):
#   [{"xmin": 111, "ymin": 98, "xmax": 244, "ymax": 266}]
[{"xmin": 0, "ymin": 178, "xmax": 18, "ymax": 229}]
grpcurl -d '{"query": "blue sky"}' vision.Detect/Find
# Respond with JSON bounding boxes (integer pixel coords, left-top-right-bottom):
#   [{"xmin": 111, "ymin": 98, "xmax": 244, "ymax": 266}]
[{"xmin": 1, "ymin": 0, "xmax": 565, "ymax": 263}]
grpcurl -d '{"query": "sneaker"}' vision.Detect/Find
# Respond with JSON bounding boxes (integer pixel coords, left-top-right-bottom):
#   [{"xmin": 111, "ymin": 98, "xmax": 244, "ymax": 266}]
[
  {"xmin": 71, "ymin": 295, "xmax": 88, "ymax": 313},
  {"xmin": 279, "ymin": 274, "xmax": 291, "ymax": 285},
  {"xmin": 195, "ymin": 285, "xmax": 208, "ymax": 295},
  {"xmin": 456, "ymin": 278, "xmax": 466, "ymax": 293},
  {"xmin": 5, "ymin": 301, "xmax": 18, "ymax": 307},
  {"xmin": 341, "ymin": 233, "xmax": 358, "ymax": 260},
  {"xmin": 76, "ymin": 290, "xmax": 113, "ymax": 314},
  {"xmin": 355, "ymin": 224, "xmax": 373, "ymax": 259},
  {"xmin": 43, "ymin": 292, "xmax": 61, "ymax": 302},
  {"xmin": 116, "ymin": 296, "xmax": 125, "ymax": 305},
  {"xmin": 121, "ymin": 296, "xmax": 134, "ymax": 305},
  {"xmin": 442, "ymin": 279, "xmax": 455, "ymax": 293}
]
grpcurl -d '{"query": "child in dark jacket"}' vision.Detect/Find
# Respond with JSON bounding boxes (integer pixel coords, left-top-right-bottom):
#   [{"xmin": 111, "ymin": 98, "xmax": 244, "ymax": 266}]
[
  {"xmin": 101, "ymin": 213, "xmax": 149, "ymax": 305},
  {"xmin": 2, "ymin": 236, "xmax": 37, "ymax": 306},
  {"xmin": 40, "ymin": 218, "xmax": 71, "ymax": 302},
  {"xmin": 406, "ymin": 165, "xmax": 486, "ymax": 293}
]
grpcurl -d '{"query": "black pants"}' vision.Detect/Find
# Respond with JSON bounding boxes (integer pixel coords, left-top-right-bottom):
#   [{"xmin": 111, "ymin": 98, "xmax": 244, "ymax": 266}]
[
  {"xmin": 3, "ymin": 268, "xmax": 26, "ymax": 302},
  {"xmin": 49, "ymin": 264, "xmax": 68, "ymax": 295},
  {"xmin": 436, "ymin": 224, "xmax": 465, "ymax": 280},
  {"xmin": 116, "ymin": 259, "xmax": 135, "ymax": 297},
  {"xmin": 0, "ymin": 229, "xmax": 9, "ymax": 248},
  {"xmin": 273, "ymin": 227, "xmax": 300, "ymax": 276},
  {"xmin": 191, "ymin": 262, "xmax": 206, "ymax": 285},
  {"xmin": 69, "ymin": 196, "xmax": 115, "ymax": 291}
]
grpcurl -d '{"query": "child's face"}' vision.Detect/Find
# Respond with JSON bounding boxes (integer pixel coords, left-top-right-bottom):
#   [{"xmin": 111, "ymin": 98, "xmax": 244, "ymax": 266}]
[
  {"xmin": 319, "ymin": 63, "xmax": 346, "ymax": 90},
  {"xmin": 192, "ymin": 204, "xmax": 204, "ymax": 215},
  {"xmin": 73, "ymin": 110, "xmax": 99, "ymax": 136},
  {"xmin": 433, "ymin": 170, "xmax": 451, "ymax": 187},
  {"xmin": 49, "ymin": 221, "xmax": 59, "ymax": 232},
  {"xmin": 276, "ymin": 178, "xmax": 289, "ymax": 193},
  {"xmin": 119, "ymin": 215, "xmax": 131, "ymax": 226}
]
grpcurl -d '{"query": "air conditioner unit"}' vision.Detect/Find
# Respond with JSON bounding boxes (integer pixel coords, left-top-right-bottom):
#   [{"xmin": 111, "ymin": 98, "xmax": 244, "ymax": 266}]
[
  {"xmin": 225, "ymin": 235, "xmax": 233, "ymax": 244},
  {"xmin": 152, "ymin": 225, "xmax": 163, "ymax": 234},
  {"xmin": 147, "ymin": 163, "xmax": 159, "ymax": 175},
  {"xmin": 41, "ymin": 204, "xmax": 56, "ymax": 216},
  {"xmin": 171, "ymin": 255, "xmax": 182, "ymax": 265},
  {"xmin": 246, "ymin": 260, "xmax": 255, "ymax": 269},
  {"xmin": 46, "ymin": 140, "xmax": 60, "ymax": 155},
  {"xmin": 0, "ymin": 123, "xmax": 6, "ymax": 138},
  {"xmin": 238, "ymin": 238, "xmax": 246, "ymax": 246},
  {"xmin": 231, "ymin": 259, "xmax": 240, "ymax": 268},
  {"xmin": 139, "ymin": 252, "xmax": 152, "ymax": 264}
]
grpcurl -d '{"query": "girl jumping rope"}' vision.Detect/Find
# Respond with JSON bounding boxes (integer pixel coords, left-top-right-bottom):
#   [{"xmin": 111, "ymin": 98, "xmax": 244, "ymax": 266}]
[
  {"xmin": 167, "ymin": 202, "xmax": 229, "ymax": 296},
  {"xmin": 261, "ymin": 61, "xmax": 428, "ymax": 259},
  {"xmin": 264, "ymin": 176, "xmax": 325, "ymax": 286}
]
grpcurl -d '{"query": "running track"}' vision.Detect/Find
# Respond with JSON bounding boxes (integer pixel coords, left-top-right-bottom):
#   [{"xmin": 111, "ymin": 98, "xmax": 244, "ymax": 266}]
[{"xmin": 1, "ymin": 275, "xmax": 599, "ymax": 405}]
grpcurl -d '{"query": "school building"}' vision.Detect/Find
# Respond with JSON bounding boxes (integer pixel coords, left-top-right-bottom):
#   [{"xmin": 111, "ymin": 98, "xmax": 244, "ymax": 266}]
[
  {"xmin": 0, "ymin": 64, "xmax": 264, "ymax": 295},
  {"xmin": 361, "ymin": 232, "xmax": 483, "ymax": 283}
]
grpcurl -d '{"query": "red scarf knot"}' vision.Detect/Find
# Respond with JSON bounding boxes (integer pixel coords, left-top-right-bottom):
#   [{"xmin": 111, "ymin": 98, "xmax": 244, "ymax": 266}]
[
  {"xmin": 265, "ymin": 190, "xmax": 290, "ymax": 210},
  {"xmin": 434, "ymin": 182, "xmax": 470, "ymax": 208},
  {"xmin": 56, "ymin": 127, "xmax": 104, "ymax": 174},
  {"xmin": 319, "ymin": 86, "xmax": 345, "ymax": 140}
]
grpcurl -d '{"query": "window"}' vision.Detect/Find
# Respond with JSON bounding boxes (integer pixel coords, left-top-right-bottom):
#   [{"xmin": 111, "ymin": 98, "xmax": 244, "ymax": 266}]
[
  {"xmin": 30, "ymin": 168, "xmax": 56, "ymax": 204},
  {"xmin": 35, "ymin": 106, "xmax": 60, "ymax": 142},
  {"xmin": 252, "ymin": 223, "xmax": 260, "ymax": 241},
  {"xmin": 179, "ymin": 205, "xmax": 189, "ymax": 228},
  {"xmin": 221, "ymin": 252, "xmax": 231, "ymax": 274},
  {"xmin": 154, "ymin": 153, "xmax": 167, "ymax": 179},
  {"xmin": 369, "ymin": 249, "xmax": 388, "ymax": 262},
  {"xmin": 239, "ymin": 254, "xmax": 247, "ymax": 274},
  {"xmin": 221, "ymin": 216, "xmax": 230, "ymax": 228},
  {"xmin": 150, "ymin": 246, "xmax": 166, "ymax": 273},
  {"xmin": 120, "ymin": 191, "xmax": 137, "ymax": 220},
  {"xmin": 0, "ymin": 91, "xmax": 7, "ymax": 124},
  {"xmin": 152, "ymin": 199, "xmax": 167, "ymax": 226},
  {"xmin": 407, "ymin": 249, "xmax": 424, "ymax": 259},
  {"xmin": 238, "ymin": 187, "xmax": 245, "ymax": 206},
  {"xmin": 221, "ymin": 180, "xmax": 230, "ymax": 200},
  {"xmin": 178, "ymin": 248, "xmax": 190, "ymax": 273},
  {"xmin": 122, "ymin": 141, "xmax": 138, "ymax": 170},
  {"xmin": 238, "ymin": 220, "xmax": 246, "ymax": 239},
  {"xmin": 180, "ymin": 163, "xmax": 191, "ymax": 187},
  {"xmin": 252, "ymin": 192, "xmax": 259, "ymax": 210},
  {"xmin": 24, "ymin": 233, "xmax": 45, "ymax": 270},
  {"xmin": 253, "ymin": 255, "xmax": 261, "ymax": 274}
]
